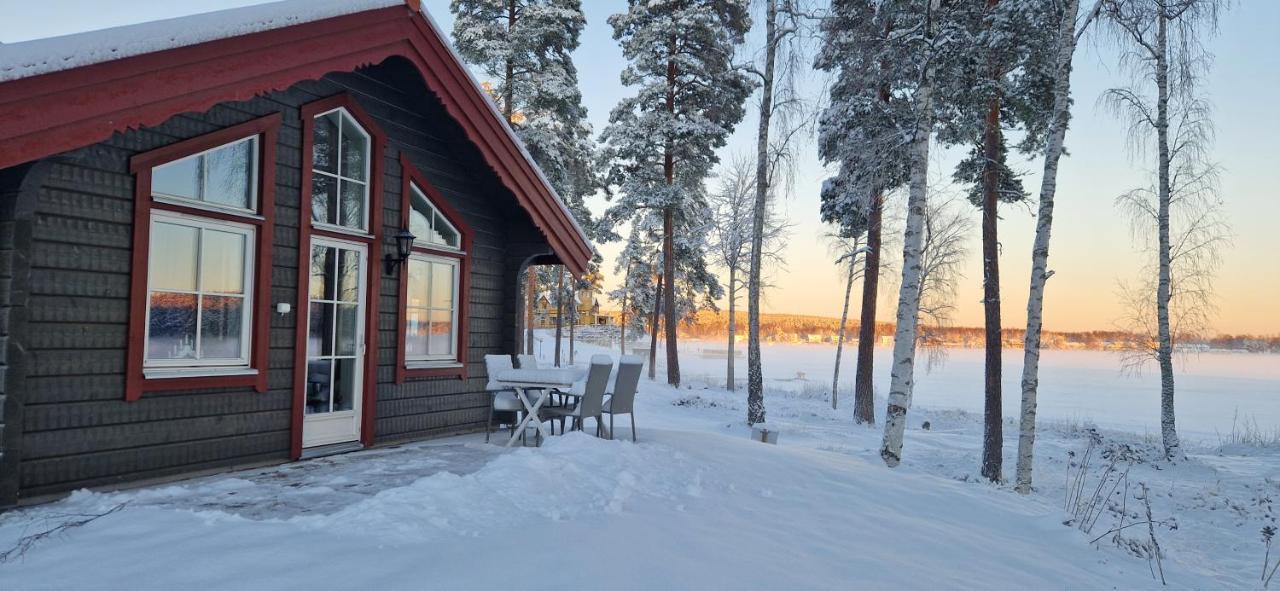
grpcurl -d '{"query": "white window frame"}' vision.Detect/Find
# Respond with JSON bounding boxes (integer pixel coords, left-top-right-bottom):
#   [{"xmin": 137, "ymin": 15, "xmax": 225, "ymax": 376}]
[
  {"xmin": 311, "ymin": 107, "xmax": 372, "ymax": 235},
  {"xmin": 151, "ymin": 135, "xmax": 260, "ymax": 216},
  {"xmin": 405, "ymin": 253, "xmax": 461, "ymax": 366},
  {"xmin": 408, "ymin": 182, "xmax": 462, "ymax": 252},
  {"xmin": 143, "ymin": 210, "xmax": 256, "ymax": 376}
]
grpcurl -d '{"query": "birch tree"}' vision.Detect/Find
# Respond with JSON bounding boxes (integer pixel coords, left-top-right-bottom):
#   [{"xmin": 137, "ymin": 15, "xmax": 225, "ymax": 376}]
[
  {"xmin": 876, "ymin": 0, "xmax": 964, "ymax": 468},
  {"xmin": 743, "ymin": 0, "xmax": 810, "ymax": 425},
  {"xmin": 709, "ymin": 155, "xmax": 788, "ymax": 391},
  {"xmin": 915, "ymin": 197, "xmax": 973, "ymax": 373},
  {"xmin": 602, "ymin": 0, "xmax": 754, "ymax": 388},
  {"xmin": 1015, "ymin": 0, "xmax": 1106, "ymax": 494},
  {"xmin": 825, "ymin": 225, "xmax": 868, "ymax": 409},
  {"xmin": 1102, "ymin": 0, "xmax": 1228, "ymax": 460}
]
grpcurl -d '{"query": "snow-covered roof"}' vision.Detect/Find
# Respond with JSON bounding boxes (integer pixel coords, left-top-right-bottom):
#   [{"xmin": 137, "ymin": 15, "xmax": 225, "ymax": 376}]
[
  {"xmin": 0, "ymin": 0, "xmax": 402, "ymax": 83},
  {"xmin": 0, "ymin": 0, "xmax": 593, "ymax": 272}
]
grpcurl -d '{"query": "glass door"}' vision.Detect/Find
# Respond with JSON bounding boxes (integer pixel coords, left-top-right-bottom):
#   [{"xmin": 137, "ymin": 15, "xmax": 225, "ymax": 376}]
[{"xmin": 302, "ymin": 237, "xmax": 366, "ymax": 448}]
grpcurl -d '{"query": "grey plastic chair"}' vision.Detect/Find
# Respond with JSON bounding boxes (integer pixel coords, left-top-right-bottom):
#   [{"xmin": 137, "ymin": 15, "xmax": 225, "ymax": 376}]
[
  {"xmin": 484, "ymin": 354, "xmax": 522, "ymax": 443},
  {"xmin": 603, "ymin": 355, "xmax": 643, "ymax": 441},
  {"xmin": 544, "ymin": 354, "xmax": 611, "ymax": 437}
]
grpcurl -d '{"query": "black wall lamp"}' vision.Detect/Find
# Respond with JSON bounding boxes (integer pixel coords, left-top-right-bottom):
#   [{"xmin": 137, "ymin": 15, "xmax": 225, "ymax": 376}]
[{"xmin": 384, "ymin": 228, "xmax": 416, "ymax": 275}]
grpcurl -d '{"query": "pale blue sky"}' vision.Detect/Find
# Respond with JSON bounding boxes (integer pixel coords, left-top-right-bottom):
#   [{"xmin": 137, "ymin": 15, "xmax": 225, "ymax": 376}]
[{"xmin": 3, "ymin": 0, "xmax": 1276, "ymax": 334}]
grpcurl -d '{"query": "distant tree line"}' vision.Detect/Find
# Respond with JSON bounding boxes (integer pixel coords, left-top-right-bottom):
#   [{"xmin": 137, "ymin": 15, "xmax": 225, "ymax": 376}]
[{"xmin": 666, "ymin": 311, "xmax": 1279, "ymax": 353}]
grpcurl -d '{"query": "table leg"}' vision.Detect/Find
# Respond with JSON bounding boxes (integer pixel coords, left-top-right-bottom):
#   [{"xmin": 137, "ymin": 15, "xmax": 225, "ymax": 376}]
[{"xmin": 504, "ymin": 387, "xmax": 550, "ymax": 448}]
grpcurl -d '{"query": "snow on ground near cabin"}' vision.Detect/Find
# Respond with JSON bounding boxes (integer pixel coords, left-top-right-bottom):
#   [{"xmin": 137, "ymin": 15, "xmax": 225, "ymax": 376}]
[
  {"xmin": 0, "ymin": 332, "xmax": 1274, "ymax": 589},
  {"xmin": 0, "ymin": 0, "xmax": 403, "ymax": 82}
]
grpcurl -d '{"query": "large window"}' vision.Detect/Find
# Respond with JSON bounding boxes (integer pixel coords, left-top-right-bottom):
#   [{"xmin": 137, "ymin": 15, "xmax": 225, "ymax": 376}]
[
  {"xmin": 310, "ymin": 107, "xmax": 370, "ymax": 232},
  {"xmin": 145, "ymin": 213, "xmax": 254, "ymax": 371},
  {"xmin": 126, "ymin": 113, "xmax": 280, "ymax": 400},
  {"xmin": 405, "ymin": 255, "xmax": 458, "ymax": 363}
]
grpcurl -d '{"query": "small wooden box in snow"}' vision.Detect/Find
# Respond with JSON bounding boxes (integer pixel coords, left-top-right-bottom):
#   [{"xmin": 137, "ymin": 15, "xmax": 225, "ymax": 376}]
[{"xmin": 750, "ymin": 426, "xmax": 779, "ymax": 444}]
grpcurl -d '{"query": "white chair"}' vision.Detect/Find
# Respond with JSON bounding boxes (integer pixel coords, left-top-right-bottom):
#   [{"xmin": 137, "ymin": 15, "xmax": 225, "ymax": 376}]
[
  {"xmin": 516, "ymin": 354, "xmax": 538, "ymax": 369},
  {"xmin": 543, "ymin": 354, "xmax": 611, "ymax": 437},
  {"xmin": 603, "ymin": 355, "xmax": 643, "ymax": 442},
  {"xmin": 484, "ymin": 354, "xmax": 523, "ymax": 443}
]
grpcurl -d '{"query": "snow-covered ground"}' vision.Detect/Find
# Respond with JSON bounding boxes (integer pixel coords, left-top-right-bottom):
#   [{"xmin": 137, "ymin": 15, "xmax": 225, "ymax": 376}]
[{"xmin": 0, "ymin": 331, "xmax": 1275, "ymax": 589}]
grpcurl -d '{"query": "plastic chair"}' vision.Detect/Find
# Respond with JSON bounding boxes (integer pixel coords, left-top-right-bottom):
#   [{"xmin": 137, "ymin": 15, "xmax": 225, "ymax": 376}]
[
  {"xmin": 603, "ymin": 355, "xmax": 643, "ymax": 441},
  {"xmin": 544, "ymin": 354, "xmax": 611, "ymax": 437},
  {"xmin": 484, "ymin": 354, "xmax": 522, "ymax": 443}
]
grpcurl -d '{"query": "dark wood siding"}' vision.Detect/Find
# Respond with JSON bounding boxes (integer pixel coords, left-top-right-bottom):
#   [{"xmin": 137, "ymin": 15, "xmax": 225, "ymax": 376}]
[{"xmin": 0, "ymin": 56, "xmax": 555, "ymax": 501}]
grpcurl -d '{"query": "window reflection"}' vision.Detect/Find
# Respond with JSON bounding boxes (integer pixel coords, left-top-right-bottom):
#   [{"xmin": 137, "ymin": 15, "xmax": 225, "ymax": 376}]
[
  {"xmin": 152, "ymin": 136, "xmax": 256, "ymax": 211},
  {"xmin": 404, "ymin": 256, "xmax": 459, "ymax": 362},
  {"xmin": 146, "ymin": 217, "xmax": 252, "ymax": 366},
  {"xmin": 310, "ymin": 108, "xmax": 369, "ymax": 231}
]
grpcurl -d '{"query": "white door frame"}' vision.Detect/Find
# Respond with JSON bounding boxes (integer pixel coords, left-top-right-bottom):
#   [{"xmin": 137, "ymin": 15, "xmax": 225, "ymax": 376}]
[{"xmin": 302, "ymin": 236, "xmax": 368, "ymax": 448}]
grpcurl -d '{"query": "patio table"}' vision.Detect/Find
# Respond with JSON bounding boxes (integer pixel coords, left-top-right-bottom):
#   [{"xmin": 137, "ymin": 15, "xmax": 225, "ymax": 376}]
[{"xmin": 494, "ymin": 367, "xmax": 586, "ymax": 447}]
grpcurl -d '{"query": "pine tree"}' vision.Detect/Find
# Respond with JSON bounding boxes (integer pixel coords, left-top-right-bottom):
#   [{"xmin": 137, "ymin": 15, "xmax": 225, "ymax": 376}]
[
  {"xmin": 601, "ymin": 0, "xmax": 754, "ymax": 388},
  {"xmin": 936, "ymin": 0, "xmax": 1058, "ymax": 483},
  {"xmin": 816, "ymin": 0, "xmax": 914, "ymax": 427},
  {"xmin": 450, "ymin": 0, "xmax": 605, "ymax": 357}
]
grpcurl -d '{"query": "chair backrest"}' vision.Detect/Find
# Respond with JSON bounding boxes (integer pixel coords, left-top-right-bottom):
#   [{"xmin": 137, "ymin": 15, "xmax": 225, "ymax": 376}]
[
  {"xmin": 516, "ymin": 354, "xmax": 538, "ymax": 369},
  {"xmin": 578, "ymin": 354, "xmax": 612, "ymax": 418},
  {"xmin": 484, "ymin": 354, "xmax": 515, "ymax": 391},
  {"xmin": 608, "ymin": 355, "xmax": 644, "ymax": 414}
]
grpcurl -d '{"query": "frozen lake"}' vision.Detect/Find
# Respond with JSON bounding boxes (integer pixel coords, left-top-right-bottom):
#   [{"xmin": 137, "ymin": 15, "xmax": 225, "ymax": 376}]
[{"xmin": 630, "ymin": 339, "xmax": 1279, "ymax": 444}]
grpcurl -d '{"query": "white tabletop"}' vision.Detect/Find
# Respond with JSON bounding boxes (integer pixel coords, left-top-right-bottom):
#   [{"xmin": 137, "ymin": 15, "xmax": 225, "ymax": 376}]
[{"xmin": 494, "ymin": 367, "xmax": 585, "ymax": 388}]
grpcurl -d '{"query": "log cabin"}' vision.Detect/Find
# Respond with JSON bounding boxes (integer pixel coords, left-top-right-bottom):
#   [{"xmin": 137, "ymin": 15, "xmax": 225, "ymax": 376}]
[{"xmin": 0, "ymin": 0, "xmax": 591, "ymax": 507}]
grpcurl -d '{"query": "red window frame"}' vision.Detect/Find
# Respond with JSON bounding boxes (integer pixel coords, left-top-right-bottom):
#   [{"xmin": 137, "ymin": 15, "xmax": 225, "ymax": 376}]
[
  {"xmin": 291, "ymin": 93, "xmax": 386, "ymax": 458},
  {"xmin": 396, "ymin": 153, "xmax": 472, "ymax": 383},
  {"xmin": 125, "ymin": 113, "xmax": 281, "ymax": 401}
]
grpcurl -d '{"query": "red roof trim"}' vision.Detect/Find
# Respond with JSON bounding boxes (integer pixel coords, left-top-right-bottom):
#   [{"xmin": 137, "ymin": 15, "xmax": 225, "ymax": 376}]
[{"xmin": 0, "ymin": 4, "xmax": 589, "ymax": 275}]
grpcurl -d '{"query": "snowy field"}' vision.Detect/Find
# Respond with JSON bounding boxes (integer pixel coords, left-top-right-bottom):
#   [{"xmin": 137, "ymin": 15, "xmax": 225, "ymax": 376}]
[
  {"xmin": 634, "ymin": 338, "xmax": 1280, "ymax": 444},
  {"xmin": 0, "ymin": 332, "xmax": 1275, "ymax": 589}
]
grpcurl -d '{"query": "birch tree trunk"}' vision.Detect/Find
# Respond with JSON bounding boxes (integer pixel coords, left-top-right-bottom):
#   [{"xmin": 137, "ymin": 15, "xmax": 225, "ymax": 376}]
[
  {"xmin": 554, "ymin": 266, "xmax": 564, "ymax": 367},
  {"xmin": 746, "ymin": 0, "xmax": 778, "ymax": 426},
  {"xmin": 853, "ymin": 192, "xmax": 882, "ymax": 424},
  {"xmin": 880, "ymin": 34, "xmax": 937, "ymax": 467},
  {"xmin": 569, "ymin": 301, "xmax": 576, "ymax": 365},
  {"xmin": 1153, "ymin": 9, "xmax": 1180, "ymax": 460},
  {"xmin": 833, "ymin": 255, "xmax": 858, "ymax": 410},
  {"xmin": 649, "ymin": 273, "xmax": 663, "ymax": 380},
  {"xmin": 727, "ymin": 268, "xmax": 737, "ymax": 391},
  {"xmin": 1016, "ymin": 0, "xmax": 1087, "ymax": 494},
  {"xmin": 979, "ymin": 0, "xmax": 1005, "ymax": 483}
]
